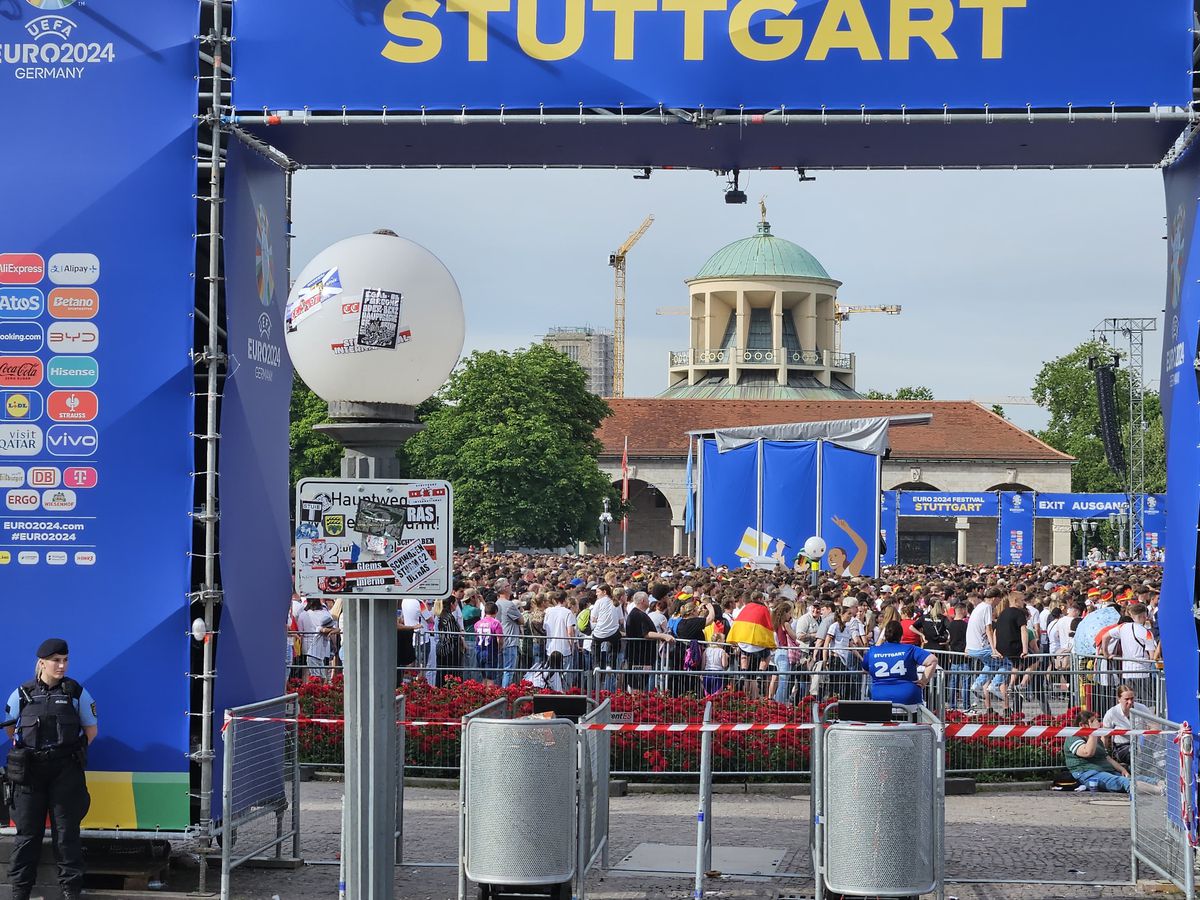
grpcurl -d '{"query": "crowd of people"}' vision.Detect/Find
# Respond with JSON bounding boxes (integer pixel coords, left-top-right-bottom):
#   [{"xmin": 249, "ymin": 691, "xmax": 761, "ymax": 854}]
[{"xmin": 285, "ymin": 552, "xmax": 1167, "ymax": 792}]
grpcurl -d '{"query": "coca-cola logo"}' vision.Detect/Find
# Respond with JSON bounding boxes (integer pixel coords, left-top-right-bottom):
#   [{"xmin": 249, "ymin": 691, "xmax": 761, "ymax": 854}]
[{"xmin": 0, "ymin": 357, "xmax": 43, "ymax": 387}]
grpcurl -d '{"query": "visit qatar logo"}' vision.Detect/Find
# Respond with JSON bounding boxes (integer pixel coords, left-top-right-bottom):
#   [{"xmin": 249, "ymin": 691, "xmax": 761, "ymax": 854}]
[{"xmin": 256, "ymin": 204, "xmax": 275, "ymax": 307}]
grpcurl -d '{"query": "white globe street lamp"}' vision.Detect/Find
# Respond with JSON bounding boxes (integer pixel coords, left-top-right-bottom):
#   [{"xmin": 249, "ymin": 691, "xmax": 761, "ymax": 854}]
[{"xmin": 284, "ymin": 230, "xmax": 464, "ymax": 900}]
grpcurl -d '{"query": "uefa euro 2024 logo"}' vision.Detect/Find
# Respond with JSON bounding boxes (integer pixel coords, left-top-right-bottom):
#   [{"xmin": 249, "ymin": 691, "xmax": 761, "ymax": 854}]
[
  {"xmin": 26, "ymin": 0, "xmax": 78, "ymax": 8},
  {"xmin": 256, "ymin": 204, "xmax": 275, "ymax": 307}
]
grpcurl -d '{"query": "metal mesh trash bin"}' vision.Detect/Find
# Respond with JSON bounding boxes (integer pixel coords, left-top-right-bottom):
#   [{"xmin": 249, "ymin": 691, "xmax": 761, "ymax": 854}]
[
  {"xmin": 463, "ymin": 717, "xmax": 578, "ymax": 887},
  {"xmin": 824, "ymin": 724, "xmax": 936, "ymax": 896}
]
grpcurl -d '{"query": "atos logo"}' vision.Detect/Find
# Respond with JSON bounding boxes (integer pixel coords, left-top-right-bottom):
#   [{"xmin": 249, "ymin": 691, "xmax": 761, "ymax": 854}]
[
  {"xmin": 46, "ymin": 424, "xmax": 97, "ymax": 457},
  {"xmin": 0, "ymin": 254, "xmax": 44, "ymax": 286},
  {"xmin": 47, "ymin": 322, "xmax": 98, "ymax": 353},
  {"xmin": 48, "ymin": 288, "xmax": 98, "ymax": 320},
  {"xmin": 0, "ymin": 322, "xmax": 43, "ymax": 353},
  {"xmin": 5, "ymin": 489, "xmax": 39, "ymax": 511},
  {"xmin": 64, "ymin": 466, "xmax": 96, "ymax": 488},
  {"xmin": 0, "ymin": 289, "xmax": 44, "ymax": 319},
  {"xmin": 28, "ymin": 466, "xmax": 59, "ymax": 487},
  {"xmin": 47, "ymin": 391, "xmax": 96, "ymax": 422},
  {"xmin": 47, "ymin": 357, "xmax": 97, "ymax": 388},
  {"xmin": 41, "ymin": 489, "xmax": 75, "ymax": 512}
]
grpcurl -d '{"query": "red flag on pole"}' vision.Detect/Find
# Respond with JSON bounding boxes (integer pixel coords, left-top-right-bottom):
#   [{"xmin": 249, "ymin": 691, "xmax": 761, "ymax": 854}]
[{"xmin": 621, "ymin": 436, "xmax": 629, "ymax": 533}]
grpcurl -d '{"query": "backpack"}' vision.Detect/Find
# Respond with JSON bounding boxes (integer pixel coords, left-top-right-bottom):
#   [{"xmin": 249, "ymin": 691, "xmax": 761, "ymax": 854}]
[
  {"xmin": 436, "ymin": 615, "xmax": 461, "ymax": 666},
  {"xmin": 578, "ymin": 607, "xmax": 592, "ymax": 636},
  {"xmin": 683, "ymin": 639, "xmax": 702, "ymax": 671}
]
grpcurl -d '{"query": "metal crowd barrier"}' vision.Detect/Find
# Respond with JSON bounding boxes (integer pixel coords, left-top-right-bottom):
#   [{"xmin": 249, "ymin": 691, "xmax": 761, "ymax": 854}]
[
  {"xmin": 217, "ymin": 693, "xmax": 301, "ymax": 900},
  {"xmin": 1130, "ymin": 709, "xmax": 1196, "ymax": 899}
]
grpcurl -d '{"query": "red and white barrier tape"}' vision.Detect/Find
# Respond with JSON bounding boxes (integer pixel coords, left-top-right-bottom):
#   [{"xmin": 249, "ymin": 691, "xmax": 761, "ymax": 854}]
[{"xmin": 221, "ymin": 713, "xmax": 1168, "ymax": 741}]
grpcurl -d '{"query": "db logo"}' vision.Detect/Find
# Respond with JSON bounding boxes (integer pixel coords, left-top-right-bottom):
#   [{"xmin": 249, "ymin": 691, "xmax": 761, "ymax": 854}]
[
  {"xmin": 0, "ymin": 357, "xmax": 43, "ymax": 388},
  {"xmin": 64, "ymin": 466, "xmax": 97, "ymax": 488},
  {"xmin": 5, "ymin": 490, "xmax": 39, "ymax": 511},
  {"xmin": 28, "ymin": 467, "xmax": 59, "ymax": 487},
  {"xmin": 47, "ymin": 391, "xmax": 97, "ymax": 422},
  {"xmin": 341, "ymin": 302, "xmax": 361, "ymax": 317},
  {"xmin": 48, "ymin": 288, "xmax": 99, "ymax": 320}
]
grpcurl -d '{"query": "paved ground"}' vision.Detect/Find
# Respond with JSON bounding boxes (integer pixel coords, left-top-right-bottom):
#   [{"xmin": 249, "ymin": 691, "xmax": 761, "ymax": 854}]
[{"xmin": 206, "ymin": 783, "xmax": 1161, "ymax": 900}]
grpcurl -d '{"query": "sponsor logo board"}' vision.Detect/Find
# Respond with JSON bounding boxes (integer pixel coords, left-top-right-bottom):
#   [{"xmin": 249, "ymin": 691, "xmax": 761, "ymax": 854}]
[
  {"xmin": 1, "ymin": 391, "xmax": 42, "ymax": 422},
  {"xmin": 47, "ymin": 253, "xmax": 98, "ymax": 285},
  {"xmin": 47, "ymin": 356, "xmax": 97, "ymax": 388},
  {"xmin": 0, "ymin": 551, "xmax": 9, "ymax": 564},
  {"xmin": 28, "ymin": 466, "xmax": 58, "ymax": 487},
  {"xmin": 48, "ymin": 288, "xmax": 98, "ymax": 319},
  {"xmin": 64, "ymin": 466, "xmax": 96, "ymax": 488},
  {"xmin": 0, "ymin": 357, "xmax": 42, "ymax": 387},
  {"xmin": 73, "ymin": 551, "xmax": 95, "ymax": 566},
  {"xmin": 45, "ymin": 551, "xmax": 67, "ymax": 565},
  {"xmin": 0, "ymin": 321, "xmax": 43, "ymax": 353},
  {"xmin": 41, "ymin": 489, "xmax": 75, "ymax": 511},
  {"xmin": 0, "ymin": 424, "xmax": 42, "ymax": 456},
  {"xmin": 17, "ymin": 551, "xmax": 37, "ymax": 565},
  {"xmin": 47, "ymin": 390, "xmax": 96, "ymax": 422},
  {"xmin": 0, "ymin": 466, "xmax": 23, "ymax": 487},
  {"xmin": 0, "ymin": 254, "xmax": 44, "ymax": 285},
  {"xmin": 6, "ymin": 489, "xmax": 39, "ymax": 510},
  {"xmin": 47, "ymin": 322, "xmax": 98, "ymax": 353},
  {"xmin": 0, "ymin": 288, "xmax": 44, "ymax": 319},
  {"xmin": 46, "ymin": 424, "xmax": 96, "ymax": 457}
]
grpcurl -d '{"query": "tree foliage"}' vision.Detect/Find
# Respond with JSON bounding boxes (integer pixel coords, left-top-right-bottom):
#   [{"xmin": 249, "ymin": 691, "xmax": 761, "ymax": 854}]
[
  {"xmin": 290, "ymin": 374, "xmax": 343, "ymax": 485},
  {"xmin": 405, "ymin": 345, "xmax": 613, "ymax": 547},
  {"xmin": 1031, "ymin": 341, "xmax": 1165, "ymax": 494},
  {"xmin": 864, "ymin": 385, "xmax": 935, "ymax": 401}
]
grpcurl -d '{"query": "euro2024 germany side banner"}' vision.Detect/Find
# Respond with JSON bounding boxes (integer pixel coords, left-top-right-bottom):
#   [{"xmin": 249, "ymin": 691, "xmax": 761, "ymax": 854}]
[{"xmin": 0, "ymin": 0, "xmax": 198, "ymax": 829}]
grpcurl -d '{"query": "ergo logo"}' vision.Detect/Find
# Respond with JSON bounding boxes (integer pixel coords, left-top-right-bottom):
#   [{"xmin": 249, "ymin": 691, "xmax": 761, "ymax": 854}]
[{"xmin": 5, "ymin": 490, "xmax": 39, "ymax": 511}]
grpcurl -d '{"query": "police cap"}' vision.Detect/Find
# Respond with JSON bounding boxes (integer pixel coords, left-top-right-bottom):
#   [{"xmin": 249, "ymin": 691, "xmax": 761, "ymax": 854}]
[{"xmin": 36, "ymin": 638, "xmax": 68, "ymax": 659}]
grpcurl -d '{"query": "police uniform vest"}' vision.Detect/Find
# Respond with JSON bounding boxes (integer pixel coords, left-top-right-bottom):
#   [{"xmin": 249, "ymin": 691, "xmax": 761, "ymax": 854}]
[{"xmin": 16, "ymin": 678, "xmax": 83, "ymax": 752}]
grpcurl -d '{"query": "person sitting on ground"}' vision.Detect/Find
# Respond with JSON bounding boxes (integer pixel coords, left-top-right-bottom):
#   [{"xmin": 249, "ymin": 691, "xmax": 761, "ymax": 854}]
[
  {"xmin": 1064, "ymin": 709, "xmax": 1130, "ymax": 792},
  {"xmin": 524, "ymin": 650, "xmax": 566, "ymax": 692},
  {"xmin": 1102, "ymin": 684, "xmax": 1151, "ymax": 766}
]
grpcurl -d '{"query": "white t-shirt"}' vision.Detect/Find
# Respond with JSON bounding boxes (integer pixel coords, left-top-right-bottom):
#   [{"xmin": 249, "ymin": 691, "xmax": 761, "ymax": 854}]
[
  {"xmin": 544, "ymin": 605, "xmax": 576, "ymax": 656},
  {"xmin": 1117, "ymin": 622, "xmax": 1156, "ymax": 678},
  {"xmin": 1054, "ymin": 615, "xmax": 1075, "ymax": 654},
  {"xmin": 965, "ymin": 603, "xmax": 993, "ymax": 652},
  {"xmin": 590, "ymin": 595, "xmax": 622, "ymax": 639},
  {"xmin": 1103, "ymin": 701, "xmax": 1151, "ymax": 747}
]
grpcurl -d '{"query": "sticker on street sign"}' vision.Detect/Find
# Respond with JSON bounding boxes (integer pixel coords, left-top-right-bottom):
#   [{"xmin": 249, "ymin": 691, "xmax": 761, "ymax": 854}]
[{"xmin": 294, "ymin": 477, "xmax": 452, "ymax": 600}]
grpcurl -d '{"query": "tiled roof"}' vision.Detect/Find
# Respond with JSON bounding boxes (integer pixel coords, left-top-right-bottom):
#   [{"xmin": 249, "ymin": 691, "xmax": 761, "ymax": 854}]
[{"xmin": 597, "ymin": 399, "xmax": 1073, "ymax": 462}]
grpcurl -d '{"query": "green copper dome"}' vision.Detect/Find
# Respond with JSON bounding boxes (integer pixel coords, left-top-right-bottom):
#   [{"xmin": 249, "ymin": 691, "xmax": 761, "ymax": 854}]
[{"xmin": 694, "ymin": 222, "xmax": 832, "ymax": 281}]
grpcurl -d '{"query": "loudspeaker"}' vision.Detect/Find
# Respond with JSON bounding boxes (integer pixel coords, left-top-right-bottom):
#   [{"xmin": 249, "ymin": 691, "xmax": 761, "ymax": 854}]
[{"xmin": 1094, "ymin": 364, "xmax": 1126, "ymax": 478}]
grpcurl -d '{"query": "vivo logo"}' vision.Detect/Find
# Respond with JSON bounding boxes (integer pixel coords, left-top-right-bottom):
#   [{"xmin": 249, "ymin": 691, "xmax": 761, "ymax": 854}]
[{"xmin": 46, "ymin": 424, "xmax": 97, "ymax": 457}]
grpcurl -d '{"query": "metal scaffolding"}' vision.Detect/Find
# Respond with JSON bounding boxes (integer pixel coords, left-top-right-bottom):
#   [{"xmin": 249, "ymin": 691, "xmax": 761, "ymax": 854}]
[{"xmin": 1092, "ymin": 317, "xmax": 1158, "ymax": 556}]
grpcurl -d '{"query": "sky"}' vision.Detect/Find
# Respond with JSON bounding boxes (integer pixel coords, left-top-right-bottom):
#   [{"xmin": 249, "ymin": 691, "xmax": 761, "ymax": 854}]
[{"xmin": 291, "ymin": 166, "xmax": 1168, "ymax": 432}]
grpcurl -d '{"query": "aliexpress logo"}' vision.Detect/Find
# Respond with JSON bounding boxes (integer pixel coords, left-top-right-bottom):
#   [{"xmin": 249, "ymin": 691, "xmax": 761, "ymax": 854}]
[
  {"xmin": 0, "ymin": 254, "xmax": 44, "ymax": 285},
  {"xmin": 48, "ymin": 288, "xmax": 99, "ymax": 319}
]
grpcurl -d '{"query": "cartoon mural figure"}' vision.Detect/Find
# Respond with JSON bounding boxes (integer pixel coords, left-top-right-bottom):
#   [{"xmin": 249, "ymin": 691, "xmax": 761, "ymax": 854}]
[{"xmin": 827, "ymin": 515, "xmax": 868, "ymax": 576}]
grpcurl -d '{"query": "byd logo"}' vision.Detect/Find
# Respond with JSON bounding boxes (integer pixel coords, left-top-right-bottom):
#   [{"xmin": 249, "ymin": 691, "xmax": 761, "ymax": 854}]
[{"xmin": 46, "ymin": 424, "xmax": 97, "ymax": 457}]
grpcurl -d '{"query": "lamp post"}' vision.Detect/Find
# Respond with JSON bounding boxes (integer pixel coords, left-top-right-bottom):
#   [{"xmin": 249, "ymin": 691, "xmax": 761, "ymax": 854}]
[
  {"xmin": 1071, "ymin": 520, "xmax": 1099, "ymax": 562},
  {"xmin": 285, "ymin": 231, "xmax": 465, "ymax": 900},
  {"xmin": 599, "ymin": 497, "xmax": 613, "ymax": 555},
  {"xmin": 802, "ymin": 535, "xmax": 827, "ymax": 588}
]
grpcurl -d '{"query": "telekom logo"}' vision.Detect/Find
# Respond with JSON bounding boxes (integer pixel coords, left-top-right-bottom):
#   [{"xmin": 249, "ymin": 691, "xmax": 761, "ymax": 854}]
[{"xmin": 64, "ymin": 466, "xmax": 97, "ymax": 488}]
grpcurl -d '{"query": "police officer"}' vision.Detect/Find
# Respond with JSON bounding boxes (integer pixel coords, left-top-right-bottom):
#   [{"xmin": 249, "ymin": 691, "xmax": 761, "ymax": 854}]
[{"xmin": 4, "ymin": 638, "xmax": 97, "ymax": 900}]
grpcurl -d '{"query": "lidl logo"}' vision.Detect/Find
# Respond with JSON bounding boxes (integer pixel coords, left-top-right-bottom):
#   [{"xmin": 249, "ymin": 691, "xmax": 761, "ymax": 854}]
[
  {"xmin": 0, "ymin": 289, "xmax": 44, "ymax": 319},
  {"xmin": 47, "ymin": 356, "xmax": 97, "ymax": 388},
  {"xmin": 1, "ymin": 391, "xmax": 42, "ymax": 422}
]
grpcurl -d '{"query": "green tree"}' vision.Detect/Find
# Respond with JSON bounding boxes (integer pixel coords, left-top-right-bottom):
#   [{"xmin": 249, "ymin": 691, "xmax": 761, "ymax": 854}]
[
  {"xmin": 405, "ymin": 345, "xmax": 613, "ymax": 547},
  {"xmin": 290, "ymin": 374, "xmax": 342, "ymax": 485},
  {"xmin": 990, "ymin": 404, "xmax": 1007, "ymax": 419},
  {"xmin": 1030, "ymin": 341, "xmax": 1165, "ymax": 493},
  {"xmin": 864, "ymin": 385, "xmax": 935, "ymax": 400}
]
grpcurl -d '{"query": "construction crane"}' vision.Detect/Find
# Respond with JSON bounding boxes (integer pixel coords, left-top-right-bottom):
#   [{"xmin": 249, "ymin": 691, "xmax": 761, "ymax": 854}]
[
  {"xmin": 834, "ymin": 304, "xmax": 901, "ymax": 351},
  {"xmin": 610, "ymin": 214, "xmax": 654, "ymax": 397}
]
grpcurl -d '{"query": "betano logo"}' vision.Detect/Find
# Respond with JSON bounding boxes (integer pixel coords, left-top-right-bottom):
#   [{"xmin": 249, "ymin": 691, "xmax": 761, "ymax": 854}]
[{"xmin": 48, "ymin": 288, "xmax": 98, "ymax": 319}]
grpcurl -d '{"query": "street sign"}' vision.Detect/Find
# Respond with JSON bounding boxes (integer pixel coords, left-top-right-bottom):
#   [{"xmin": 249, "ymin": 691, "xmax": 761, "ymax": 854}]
[{"xmin": 294, "ymin": 477, "xmax": 453, "ymax": 599}]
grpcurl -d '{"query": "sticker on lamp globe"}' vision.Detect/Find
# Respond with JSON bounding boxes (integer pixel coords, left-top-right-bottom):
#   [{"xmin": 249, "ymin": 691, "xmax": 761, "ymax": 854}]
[
  {"xmin": 357, "ymin": 288, "xmax": 402, "ymax": 350},
  {"xmin": 286, "ymin": 267, "xmax": 341, "ymax": 331}
]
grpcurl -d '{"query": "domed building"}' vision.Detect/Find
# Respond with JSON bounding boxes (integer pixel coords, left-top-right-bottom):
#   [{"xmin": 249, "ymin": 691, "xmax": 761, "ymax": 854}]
[
  {"xmin": 662, "ymin": 217, "xmax": 860, "ymax": 400},
  {"xmin": 591, "ymin": 218, "xmax": 1076, "ymax": 563}
]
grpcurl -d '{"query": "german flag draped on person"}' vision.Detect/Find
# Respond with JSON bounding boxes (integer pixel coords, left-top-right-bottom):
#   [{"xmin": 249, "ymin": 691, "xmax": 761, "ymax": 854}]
[{"xmin": 729, "ymin": 599, "xmax": 776, "ymax": 650}]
